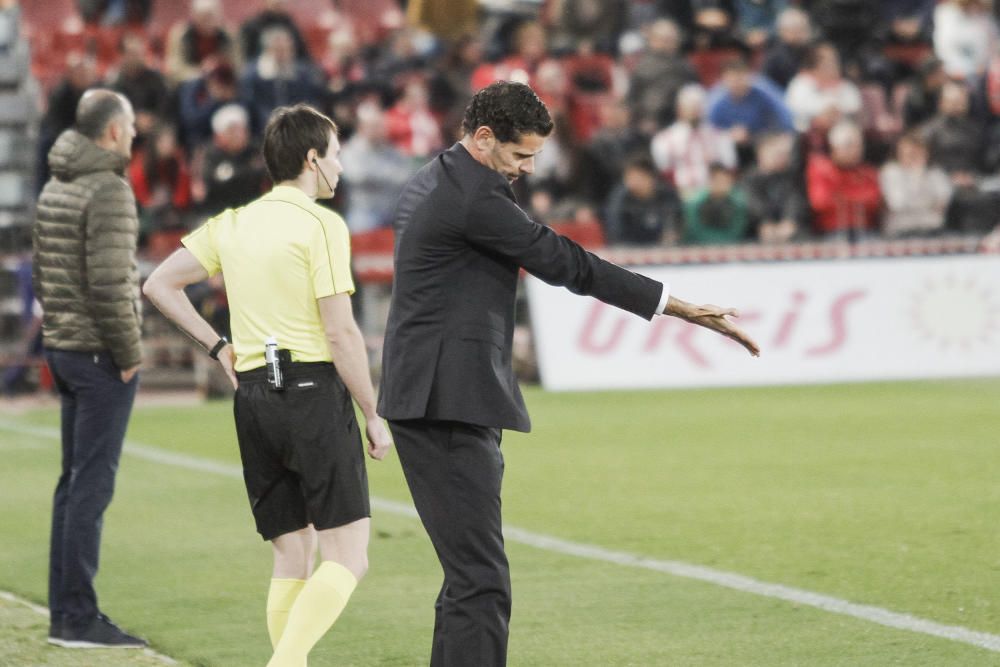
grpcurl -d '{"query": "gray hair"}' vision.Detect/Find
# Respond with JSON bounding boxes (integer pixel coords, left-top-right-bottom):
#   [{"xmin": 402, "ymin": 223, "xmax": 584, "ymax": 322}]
[
  {"xmin": 211, "ymin": 104, "xmax": 249, "ymax": 135},
  {"xmin": 75, "ymin": 89, "xmax": 130, "ymax": 140},
  {"xmin": 777, "ymin": 7, "xmax": 810, "ymax": 32},
  {"xmin": 676, "ymin": 84, "xmax": 707, "ymax": 111}
]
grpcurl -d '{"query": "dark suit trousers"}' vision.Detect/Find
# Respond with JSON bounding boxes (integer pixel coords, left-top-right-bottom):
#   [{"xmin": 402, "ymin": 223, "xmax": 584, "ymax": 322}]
[{"xmin": 389, "ymin": 419, "xmax": 511, "ymax": 667}]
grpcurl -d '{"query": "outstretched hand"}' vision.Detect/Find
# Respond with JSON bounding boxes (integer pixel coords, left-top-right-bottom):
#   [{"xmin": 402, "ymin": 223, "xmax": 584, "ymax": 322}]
[{"xmin": 665, "ymin": 297, "xmax": 760, "ymax": 357}]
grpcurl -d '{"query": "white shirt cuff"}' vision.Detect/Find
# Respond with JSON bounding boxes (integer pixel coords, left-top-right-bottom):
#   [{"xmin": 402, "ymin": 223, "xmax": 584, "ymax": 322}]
[{"xmin": 655, "ymin": 282, "xmax": 670, "ymax": 316}]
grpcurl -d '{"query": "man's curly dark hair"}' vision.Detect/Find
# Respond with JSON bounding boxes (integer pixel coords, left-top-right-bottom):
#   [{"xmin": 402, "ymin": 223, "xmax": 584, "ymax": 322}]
[{"xmin": 462, "ymin": 81, "xmax": 554, "ymax": 143}]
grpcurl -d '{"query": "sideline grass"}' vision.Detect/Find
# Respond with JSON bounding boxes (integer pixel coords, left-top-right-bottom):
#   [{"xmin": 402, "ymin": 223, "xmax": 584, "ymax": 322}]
[
  {"xmin": 0, "ymin": 594, "xmax": 178, "ymax": 666},
  {"xmin": 2, "ymin": 380, "xmax": 999, "ymax": 665}
]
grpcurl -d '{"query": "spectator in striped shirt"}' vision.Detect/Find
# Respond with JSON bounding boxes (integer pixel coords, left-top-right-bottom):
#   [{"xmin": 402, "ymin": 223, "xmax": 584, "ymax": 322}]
[{"xmin": 651, "ymin": 84, "xmax": 737, "ymax": 200}]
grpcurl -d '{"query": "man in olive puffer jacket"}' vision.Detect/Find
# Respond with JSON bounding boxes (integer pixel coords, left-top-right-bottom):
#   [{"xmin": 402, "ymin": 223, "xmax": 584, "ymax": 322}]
[{"xmin": 32, "ymin": 89, "xmax": 147, "ymax": 650}]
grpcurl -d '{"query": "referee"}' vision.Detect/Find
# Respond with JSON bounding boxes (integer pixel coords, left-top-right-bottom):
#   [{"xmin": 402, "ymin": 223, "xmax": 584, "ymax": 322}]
[{"xmin": 144, "ymin": 104, "xmax": 392, "ymax": 667}]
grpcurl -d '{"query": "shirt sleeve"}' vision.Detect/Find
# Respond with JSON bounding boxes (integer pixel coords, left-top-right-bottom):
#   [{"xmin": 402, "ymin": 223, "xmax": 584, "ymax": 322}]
[
  {"xmin": 181, "ymin": 215, "xmax": 222, "ymax": 276},
  {"xmin": 311, "ymin": 212, "xmax": 355, "ymax": 298},
  {"xmin": 655, "ymin": 283, "xmax": 671, "ymax": 316}
]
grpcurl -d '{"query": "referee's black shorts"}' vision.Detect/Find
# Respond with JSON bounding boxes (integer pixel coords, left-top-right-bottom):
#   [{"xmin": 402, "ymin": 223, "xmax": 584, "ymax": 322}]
[{"xmin": 233, "ymin": 361, "xmax": 369, "ymax": 541}]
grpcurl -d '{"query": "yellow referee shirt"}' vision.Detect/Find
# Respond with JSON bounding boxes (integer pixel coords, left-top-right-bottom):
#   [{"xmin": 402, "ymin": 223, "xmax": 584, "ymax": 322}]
[{"xmin": 182, "ymin": 185, "xmax": 355, "ymax": 372}]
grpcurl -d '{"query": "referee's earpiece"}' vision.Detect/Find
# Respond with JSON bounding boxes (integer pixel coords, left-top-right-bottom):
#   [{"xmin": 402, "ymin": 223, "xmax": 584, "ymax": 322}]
[{"xmin": 312, "ymin": 155, "xmax": 334, "ymax": 193}]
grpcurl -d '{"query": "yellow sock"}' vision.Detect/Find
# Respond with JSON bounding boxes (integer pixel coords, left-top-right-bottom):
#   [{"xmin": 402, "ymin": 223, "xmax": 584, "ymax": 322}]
[
  {"xmin": 266, "ymin": 561, "xmax": 358, "ymax": 667},
  {"xmin": 266, "ymin": 578, "xmax": 306, "ymax": 648}
]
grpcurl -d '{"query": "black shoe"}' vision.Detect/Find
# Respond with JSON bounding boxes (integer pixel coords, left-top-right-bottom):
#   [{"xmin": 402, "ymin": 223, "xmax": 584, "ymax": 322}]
[
  {"xmin": 47, "ymin": 618, "xmax": 65, "ymax": 647},
  {"xmin": 57, "ymin": 614, "xmax": 148, "ymax": 649}
]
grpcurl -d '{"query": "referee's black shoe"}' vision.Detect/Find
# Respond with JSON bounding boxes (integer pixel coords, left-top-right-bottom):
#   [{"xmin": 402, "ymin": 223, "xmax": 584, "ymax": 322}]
[{"xmin": 54, "ymin": 613, "xmax": 148, "ymax": 649}]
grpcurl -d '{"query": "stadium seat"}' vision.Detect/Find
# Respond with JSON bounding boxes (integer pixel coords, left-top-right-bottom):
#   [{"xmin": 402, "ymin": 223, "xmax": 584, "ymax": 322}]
[
  {"xmin": 218, "ymin": 0, "xmax": 262, "ymax": 27},
  {"xmin": 689, "ymin": 47, "xmax": 743, "ymax": 87},
  {"xmin": 0, "ymin": 131, "xmax": 24, "ymax": 169},
  {"xmin": 0, "ymin": 90, "xmax": 36, "ymax": 125},
  {"xmin": 301, "ymin": 23, "xmax": 334, "ymax": 63},
  {"xmin": 52, "ymin": 22, "xmax": 89, "ymax": 58},
  {"xmin": 564, "ymin": 52, "xmax": 615, "ymax": 92},
  {"xmin": 0, "ymin": 44, "xmax": 29, "ymax": 87},
  {"xmin": 883, "ymin": 43, "xmax": 933, "ymax": 69},
  {"xmin": 328, "ymin": 0, "xmax": 404, "ymax": 46},
  {"xmin": 146, "ymin": 0, "xmax": 190, "ymax": 39},
  {"xmin": 23, "ymin": 23, "xmax": 61, "ymax": 89},
  {"xmin": 146, "ymin": 229, "xmax": 187, "ymax": 260},
  {"xmin": 350, "ymin": 227, "xmax": 395, "ymax": 255},
  {"xmin": 549, "ymin": 220, "xmax": 605, "ymax": 249},
  {"xmin": 19, "ymin": 0, "xmax": 77, "ymax": 29},
  {"xmin": 0, "ymin": 172, "xmax": 29, "ymax": 209},
  {"xmin": 91, "ymin": 25, "xmax": 126, "ymax": 71}
]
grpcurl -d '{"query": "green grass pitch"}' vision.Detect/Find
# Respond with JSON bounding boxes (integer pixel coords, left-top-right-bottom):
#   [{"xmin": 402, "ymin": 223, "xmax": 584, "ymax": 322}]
[{"xmin": 1, "ymin": 380, "xmax": 999, "ymax": 666}]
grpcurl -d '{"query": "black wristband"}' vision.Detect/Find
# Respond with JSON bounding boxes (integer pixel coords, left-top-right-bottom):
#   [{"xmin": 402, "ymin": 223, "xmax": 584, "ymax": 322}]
[{"xmin": 208, "ymin": 337, "xmax": 228, "ymax": 360}]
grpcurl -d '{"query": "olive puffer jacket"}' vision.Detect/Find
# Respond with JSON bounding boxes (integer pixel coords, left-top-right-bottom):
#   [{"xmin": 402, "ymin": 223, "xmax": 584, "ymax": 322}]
[{"xmin": 33, "ymin": 129, "xmax": 142, "ymax": 370}]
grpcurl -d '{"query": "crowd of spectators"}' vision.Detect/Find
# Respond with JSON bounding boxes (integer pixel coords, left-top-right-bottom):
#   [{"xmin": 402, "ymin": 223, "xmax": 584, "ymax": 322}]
[{"xmin": 29, "ymin": 0, "xmax": 1000, "ymax": 252}]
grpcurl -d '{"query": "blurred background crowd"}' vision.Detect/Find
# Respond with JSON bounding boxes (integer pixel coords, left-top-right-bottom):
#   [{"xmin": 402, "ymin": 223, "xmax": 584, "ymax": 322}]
[
  {"xmin": 18, "ymin": 0, "xmax": 1000, "ymax": 250},
  {"xmin": 4, "ymin": 0, "xmax": 1000, "ymax": 395}
]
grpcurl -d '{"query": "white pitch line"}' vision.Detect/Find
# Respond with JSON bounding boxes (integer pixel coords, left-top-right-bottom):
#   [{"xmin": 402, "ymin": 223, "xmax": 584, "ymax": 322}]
[
  {"xmin": 0, "ymin": 442, "xmax": 44, "ymax": 451},
  {"xmin": 0, "ymin": 590, "xmax": 178, "ymax": 665},
  {"xmin": 0, "ymin": 590, "xmax": 50, "ymax": 617},
  {"xmin": 3, "ymin": 419, "xmax": 1000, "ymax": 655}
]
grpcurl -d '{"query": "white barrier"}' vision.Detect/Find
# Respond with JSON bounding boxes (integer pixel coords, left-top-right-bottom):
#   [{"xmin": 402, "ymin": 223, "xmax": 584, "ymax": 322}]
[{"xmin": 525, "ymin": 255, "xmax": 1000, "ymax": 390}]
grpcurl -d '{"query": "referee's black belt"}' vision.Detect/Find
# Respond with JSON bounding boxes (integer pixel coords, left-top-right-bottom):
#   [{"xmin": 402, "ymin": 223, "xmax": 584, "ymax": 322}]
[{"xmin": 236, "ymin": 361, "xmax": 336, "ymax": 384}]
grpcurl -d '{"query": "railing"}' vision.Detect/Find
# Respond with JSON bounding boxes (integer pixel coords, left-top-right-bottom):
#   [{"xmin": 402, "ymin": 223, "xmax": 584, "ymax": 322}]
[{"xmin": 352, "ymin": 234, "xmax": 991, "ymax": 284}]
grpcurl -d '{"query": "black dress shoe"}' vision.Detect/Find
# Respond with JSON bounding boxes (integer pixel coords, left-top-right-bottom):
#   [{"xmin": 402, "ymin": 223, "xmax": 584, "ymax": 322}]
[{"xmin": 57, "ymin": 614, "xmax": 148, "ymax": 649}]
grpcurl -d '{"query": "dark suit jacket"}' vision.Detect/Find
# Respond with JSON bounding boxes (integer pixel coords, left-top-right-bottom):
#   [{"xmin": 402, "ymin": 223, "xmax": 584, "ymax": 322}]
[{"xmin": 377, "ymin": 143, "xmax": 663, "ymax": 432}]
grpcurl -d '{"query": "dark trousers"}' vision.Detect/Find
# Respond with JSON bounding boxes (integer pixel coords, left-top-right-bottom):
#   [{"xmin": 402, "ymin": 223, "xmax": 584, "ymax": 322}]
[
  {"xmin": 45, "ymin": 349, "xmax": 137, "ymax": 629},
  {"xmin": 389, "ymin": 419, "xmax": 511, "ymax": 667}
]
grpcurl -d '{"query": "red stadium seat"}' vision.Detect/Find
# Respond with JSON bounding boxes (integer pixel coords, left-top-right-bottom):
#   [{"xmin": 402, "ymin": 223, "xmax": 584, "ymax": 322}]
[
  {"xmin": 883, "ymin": 43, "xmax": 933, "ymax": 68},
  {"xmin": 301, "ymin": 24, "xmax": 333, "ymax": 63},
  {"xmin": 688, "ymin": 47, "xmax": 743, "ymax": 87},
  {"xmin": 53, "ymin": 22, "xmax": 89, "ymax": 57},
  {"xmin": 20, "ymin": 0, "xmax": 78, "ymax": 28},
  {"xmin": 147, "ymin": 229, "xmax": 187, "ymax": 260},
  {"xmin": 218, "ymin": 0, "xmax": 260, "ymax": 27},
  {"xmin": 146, "ymin": 0, "xmax": 190, "ymax": 38},
  {"xmin": 549, "ymin": 220, "xmax": 606, "ymax": 249},
  {"xmin": 328, "ymin": 0, "xmax": 403, "ymax": 46},
  {"xmin": 351, "ymin": 227, "xmax": 395, "ymax": 255},
  {"xmin": 90, "ymin": 25, "xmax": 125, "ymax": 71}
]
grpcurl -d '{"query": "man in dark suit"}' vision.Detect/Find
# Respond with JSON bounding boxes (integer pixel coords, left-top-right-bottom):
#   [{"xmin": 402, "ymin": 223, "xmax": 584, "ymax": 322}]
[{"xmin": 378, "ymin": 81, "xmax": 759, "ymax": 667}]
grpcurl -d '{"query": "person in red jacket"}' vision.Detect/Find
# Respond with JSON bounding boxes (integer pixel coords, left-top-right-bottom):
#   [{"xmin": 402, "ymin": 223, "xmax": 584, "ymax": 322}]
[
  {"xmin": 128, "ymin": 124, "xmax": 192, "ymax": 224},
  {"xmin": 806, "ymin": 121, "xmax": 881, "ymax": 239},
  {"xmin": 385, "ymin": 74, "xmax": 444, "ymax": 159}
]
